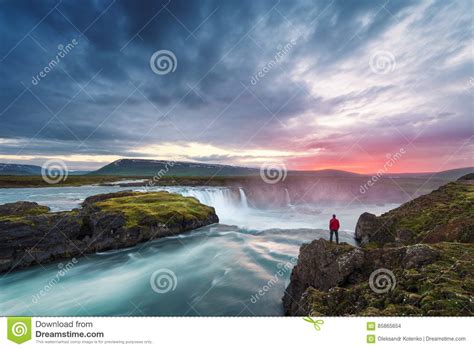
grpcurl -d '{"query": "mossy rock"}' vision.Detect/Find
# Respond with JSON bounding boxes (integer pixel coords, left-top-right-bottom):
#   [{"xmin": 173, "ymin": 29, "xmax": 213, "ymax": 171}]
[
  {"xmin": 88, "ymin": 191, "xmax": 217, "ymax": 228},
  {"xmin": 296, "ymin": 242, "xmax": 473, "ymax": 316},
  {"xmin": 0, "ymin": 201, "xmax": 51, "ymax": 223}
]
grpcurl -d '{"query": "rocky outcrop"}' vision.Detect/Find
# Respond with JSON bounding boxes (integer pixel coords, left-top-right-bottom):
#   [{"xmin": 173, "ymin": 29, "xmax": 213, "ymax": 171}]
[
  {"xmin": 355, "ymin": 212, "xmax": 394, "ymax": 246},
  {"xmin": 283, "ymin": 240, "xmax": 363, "ymax": 314},
  {"xmin": 284, "ymin": 178, "xmax": 474, "ymax": 316},
  {"xmin": 355, "ymin": 180, "xmax": 474, "ymax": 246},
  {"xmin": 0, "ymin": 191, "xmax": 218, "ymax": 273},
  {"xmin": 283, "ymin": 240, "xmax": 444, "ymax": 315}
]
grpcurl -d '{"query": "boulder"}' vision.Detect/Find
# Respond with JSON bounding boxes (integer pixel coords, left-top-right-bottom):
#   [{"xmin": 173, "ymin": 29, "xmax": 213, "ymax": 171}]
[
  {"xmin": 401, "ymin": 244, "xmax": 441, "ymax": 269},
  {"xmin": 355, "ymin": 212, "xmax": 395, "ymax": 246}
]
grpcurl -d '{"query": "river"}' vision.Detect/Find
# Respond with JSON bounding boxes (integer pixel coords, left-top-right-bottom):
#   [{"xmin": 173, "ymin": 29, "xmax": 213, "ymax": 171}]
[{"xmin": 0, "ymin": 184, "xmax": 397, "ymax": 316}]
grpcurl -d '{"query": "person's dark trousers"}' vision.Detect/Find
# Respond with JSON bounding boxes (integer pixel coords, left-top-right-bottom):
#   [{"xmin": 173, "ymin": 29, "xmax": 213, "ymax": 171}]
[{"xmin": 330, "ymin": 230, "xmax": 339, "ymax": 244}]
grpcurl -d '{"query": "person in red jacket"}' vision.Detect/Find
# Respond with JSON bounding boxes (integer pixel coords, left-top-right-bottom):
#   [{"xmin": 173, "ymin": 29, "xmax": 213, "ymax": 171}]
[{"xmin": 329, "ymin": 214, "xmax": 340, "ymax": 244}]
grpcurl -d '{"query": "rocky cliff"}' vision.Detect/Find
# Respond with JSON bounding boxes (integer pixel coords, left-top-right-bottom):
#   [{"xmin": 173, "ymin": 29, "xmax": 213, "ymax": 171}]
[
  {"xmin": 0, "ymin": 191, "xmax": 218, "ymax": 273},
  {"xmin": 283, "ymin": 177, "xmax": 474, "ymax": 316}
]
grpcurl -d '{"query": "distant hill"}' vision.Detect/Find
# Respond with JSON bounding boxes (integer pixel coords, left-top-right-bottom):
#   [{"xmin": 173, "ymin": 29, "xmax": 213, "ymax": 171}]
[
  {"xmin": 0, "ymin": 163, "xmax": 42, "ymax": 176},
  {"xmin": 297, "ymin": 169, "xmax": 364, "ymax": 178},
  {"xmin": 387, "ymin": 167, "xmax": 474, "ymax": 181},
  {"xmin": 2, "ymin": 159, "xmax": 472, "ymax": 180},
  {"xmin": 89, "ymin": 159, "xmax": 260, "ymax": 177},
  {"xmin": 90, "ymin": 159, "xmax": 372, "ymax": 178},
  {"xmin": 68, "ymin": 171, "xmax": 90, "ymax": 176},
  {"xmin": 0, "ymin": 163, "xmax": 89, "ymax": 176},
  {"xmin": 426, "ymin": 167, "xmax": 474, "ymax": 180}
]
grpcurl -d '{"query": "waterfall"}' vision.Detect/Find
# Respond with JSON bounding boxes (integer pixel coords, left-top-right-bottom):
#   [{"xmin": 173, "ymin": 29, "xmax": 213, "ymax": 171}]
[
  {"xmin": 284, "ymin": 188, "xmax": 292, "ymax": 207},
  {"xmin": 162, "ymin": 187, "xmax": 247, "ymax": 223},
  {"xmin": 239, "ymin": 188, "xmax": 249, "ymax": 209}
]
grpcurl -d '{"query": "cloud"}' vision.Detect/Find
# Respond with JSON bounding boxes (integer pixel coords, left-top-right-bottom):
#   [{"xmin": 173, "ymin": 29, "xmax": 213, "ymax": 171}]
[{"xmin": 0, "ymin": 0, "xmax": 471, "ymax": 173}]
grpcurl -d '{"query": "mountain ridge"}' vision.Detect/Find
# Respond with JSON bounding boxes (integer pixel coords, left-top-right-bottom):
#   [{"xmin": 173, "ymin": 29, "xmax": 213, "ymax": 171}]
[{"xmin": 1, "ymin": 159, "xmax": 472, "ymax": 180}]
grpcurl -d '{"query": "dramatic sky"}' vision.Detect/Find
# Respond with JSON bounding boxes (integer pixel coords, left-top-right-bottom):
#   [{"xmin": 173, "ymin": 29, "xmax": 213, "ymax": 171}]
[{"xmin": 0, "ymin": 0, "xmax": 472, "ymax": 172}]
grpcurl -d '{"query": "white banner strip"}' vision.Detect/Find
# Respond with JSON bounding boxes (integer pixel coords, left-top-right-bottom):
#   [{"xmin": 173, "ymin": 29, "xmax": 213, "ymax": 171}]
[{"xmin": 1, "ymin": 317, "xmax": 472, "ymax": 348}]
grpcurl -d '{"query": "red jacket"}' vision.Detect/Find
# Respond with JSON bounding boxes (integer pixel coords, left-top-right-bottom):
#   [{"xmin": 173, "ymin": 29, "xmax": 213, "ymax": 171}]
[{"xmin": 329, "ymin": 218, "xmax": 340, "ymax": 231}]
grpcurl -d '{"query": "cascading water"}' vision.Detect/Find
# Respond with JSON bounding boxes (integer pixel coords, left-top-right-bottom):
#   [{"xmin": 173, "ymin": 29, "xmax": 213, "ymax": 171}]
[
  {"xmin": 284, "ymin": 188, "xmax": 292, "ymax": 207},
  {"xmin": 0, "ymin": 184, "xmax": 394, "ymax": 316},
  {"xmin": 238, "ymin": 187, "xmax": 249, "ymax": 209},
  {"xmin": 162, "ymin": 187, "xmax": 249, "ymax": 225}
]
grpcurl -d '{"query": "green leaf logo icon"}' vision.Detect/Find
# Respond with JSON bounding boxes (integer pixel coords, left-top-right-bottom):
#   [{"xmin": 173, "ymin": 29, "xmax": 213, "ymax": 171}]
[
  {"xmin": 303, "ymin": 316, "xmax": 324, "ymax": 331},
  {"xmin": 7, "ymin": 317, "xmax": 32, "ymax": 344}
]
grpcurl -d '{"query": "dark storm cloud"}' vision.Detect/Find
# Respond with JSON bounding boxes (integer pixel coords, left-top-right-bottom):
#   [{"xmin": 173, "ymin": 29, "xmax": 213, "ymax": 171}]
[{"xmin": 0, "ymin": 0, "xmax": 472, "ymax": 171}]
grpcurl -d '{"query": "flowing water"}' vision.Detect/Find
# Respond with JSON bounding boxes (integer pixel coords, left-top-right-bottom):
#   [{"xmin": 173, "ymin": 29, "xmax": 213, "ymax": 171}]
[{"xmin": 0, "ymin": 184, "xmax": 397, "ymax": 316}]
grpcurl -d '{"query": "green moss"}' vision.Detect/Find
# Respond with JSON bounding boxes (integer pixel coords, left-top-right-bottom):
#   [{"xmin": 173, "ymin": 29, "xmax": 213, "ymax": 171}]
[
  {"xmin": 381, "ymin": 182, "xmax": 474, "ymax": 242},
  {"xmin": 302, "ymin": 242, "xmax": 473, "ymax": 316},
  {"xmin": 92, "ymin": 191, "xmax": 215, "ymax": 228},
  {"xmin": 0, "ymin": 205, "xmax": 50, "ymax": 223}
]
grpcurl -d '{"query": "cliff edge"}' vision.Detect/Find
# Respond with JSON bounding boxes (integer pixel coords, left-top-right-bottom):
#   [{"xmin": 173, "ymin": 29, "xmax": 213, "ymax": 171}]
[{"xmin": 283, "ymin": 177, "xmax": 474, "ymax": 316}]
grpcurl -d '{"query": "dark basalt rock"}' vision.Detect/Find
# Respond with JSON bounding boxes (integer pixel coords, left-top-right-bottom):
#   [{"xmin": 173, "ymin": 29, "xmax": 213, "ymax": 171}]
[
  {"xmin": 0, "ymin": 201, "xmax": 49, "ymax": 216},
  {"xmin": 283, "ymin": 239, "xmax": 364, "ymax": 315},
  {"xmin": 0, "ymin": 191, "xmax": 218, "ymax": 273},
  {"xmin": 355, "ymin": 212, "xmax": 397, "ymax": 246},
  {"xmin": 283, "ymin": 240, "xmax": 443, "ymax": 315}
]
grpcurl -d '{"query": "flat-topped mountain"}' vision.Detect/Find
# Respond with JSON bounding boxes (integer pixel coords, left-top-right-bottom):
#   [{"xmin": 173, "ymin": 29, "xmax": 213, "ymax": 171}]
[{"xmin": 89, "ymin": 159, "xmax": 259, "ymax": 177}]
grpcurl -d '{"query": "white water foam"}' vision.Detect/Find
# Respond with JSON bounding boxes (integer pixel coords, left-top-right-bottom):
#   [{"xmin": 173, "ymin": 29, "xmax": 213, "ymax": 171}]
[{"xmin": 150, "ymin": 186, "xmax": 393, "ymax": 231}]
